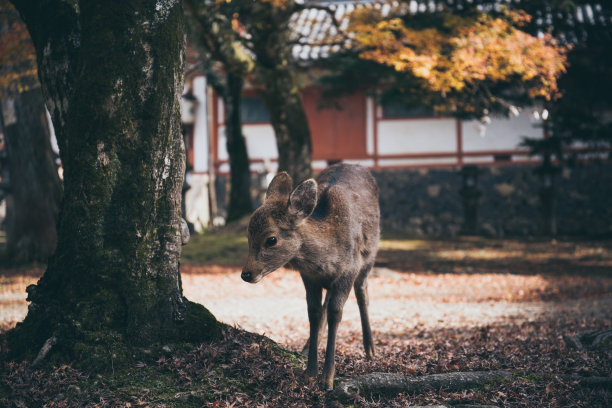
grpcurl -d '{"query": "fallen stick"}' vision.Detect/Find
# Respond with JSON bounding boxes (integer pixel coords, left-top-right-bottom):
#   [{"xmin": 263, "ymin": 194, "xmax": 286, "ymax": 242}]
[{"xmin": 32, "ymin": 336, "xmax": 58, "ymax": 367}]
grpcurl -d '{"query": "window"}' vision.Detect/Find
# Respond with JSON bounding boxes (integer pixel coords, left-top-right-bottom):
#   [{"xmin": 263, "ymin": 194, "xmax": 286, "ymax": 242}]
[
  {"xmin": 382, "ymin": 100, "xmax": 434, "ymax": 119},
  {"xmin": 240, "ymin": 97, "xmax": 270, "ymax": 123}
]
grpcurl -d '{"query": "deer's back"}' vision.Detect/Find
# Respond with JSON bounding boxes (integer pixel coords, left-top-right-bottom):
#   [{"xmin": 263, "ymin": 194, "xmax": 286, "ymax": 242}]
[{"xmin": 312, "ymin": 164, "xmax": 380, "ymax": 255}]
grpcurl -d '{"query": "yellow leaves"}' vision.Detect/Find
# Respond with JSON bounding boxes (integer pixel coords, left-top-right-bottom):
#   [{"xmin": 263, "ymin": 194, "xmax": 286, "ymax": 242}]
[
  {"xmin": 0, "ymin": 0, "xmax": 38, "ymax": 97},
  {"xmin": 349, "ymin": 7, "xmax": 568, "ymax": 101},
  {"xmin": 350, "ymin": 12, "xmax": 444, "ymax": 81},
  {"xmin": 260, "ymin": 0, "xmax": 291, "ymax": 10}
]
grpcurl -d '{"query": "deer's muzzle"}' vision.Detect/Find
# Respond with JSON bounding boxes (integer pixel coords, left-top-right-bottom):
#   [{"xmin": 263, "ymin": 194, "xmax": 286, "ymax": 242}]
[{"xmin": 241, "ymin": 270, "xmax": 253, "ymax": 282}]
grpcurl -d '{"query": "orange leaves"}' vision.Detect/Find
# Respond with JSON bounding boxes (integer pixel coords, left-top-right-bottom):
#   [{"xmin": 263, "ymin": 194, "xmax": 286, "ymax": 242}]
[
  {"xmin": 349, "ymin": 7, "xmax": 569, "ymax": 101},
  {"xmin": 447, "ymin": 11, "xmax": 568, "ymax": 99},
  {"xmin": 0, "ymin": 0, "xmax": 38, "ymax": 96}
]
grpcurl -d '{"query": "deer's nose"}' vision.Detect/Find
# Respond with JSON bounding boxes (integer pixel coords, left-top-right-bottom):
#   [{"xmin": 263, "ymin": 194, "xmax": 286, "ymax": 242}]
[{"xmin": 241, "ymin": 270, "xmax": 253, "ymax": 282}]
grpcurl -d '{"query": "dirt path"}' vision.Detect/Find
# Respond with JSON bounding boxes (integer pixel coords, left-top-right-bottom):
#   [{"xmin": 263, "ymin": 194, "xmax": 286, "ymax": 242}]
[
  {"xmin": 181, "ymin": 265, "xmax": 612, "ymax": 352},
  {"xmin": 3, "ymin": 264, "xmax": 611, "ymax": 348},
  {"xmin": 2, "ymin": 263, "xmax": 611, "ymax": 406}
]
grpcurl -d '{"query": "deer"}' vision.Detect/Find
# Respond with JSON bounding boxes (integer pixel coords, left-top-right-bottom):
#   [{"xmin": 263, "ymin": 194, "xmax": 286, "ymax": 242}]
[{"xmin": 241, "ymin": 163, "xmax": 380, "ymax": 390}]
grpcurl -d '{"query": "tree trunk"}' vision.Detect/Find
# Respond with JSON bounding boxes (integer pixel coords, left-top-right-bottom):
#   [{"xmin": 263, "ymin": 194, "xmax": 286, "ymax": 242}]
[
  {"xmin": 6, "ymin": 0, "xmax": 221, "ymax": 364},
  {"xmin": 0, "ymin": 88, "xmax": 61, "ymax": 263},
  {"xmin": 224, "ymin": 73, "xmax": 252, "ymax": 222},
  {"xmin": 258, "ymin": 67, "xmax": 312, "ymax": 184},
  {"xmin": 249, "ymin": 0, "xmax": 313, "ymax": 184}
]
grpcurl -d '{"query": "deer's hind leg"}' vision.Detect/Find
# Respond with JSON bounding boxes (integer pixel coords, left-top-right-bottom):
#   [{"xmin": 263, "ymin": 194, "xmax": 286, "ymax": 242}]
[{"xmin": 354, "ymin": 262, "xmax": 375, "ymax": 359}]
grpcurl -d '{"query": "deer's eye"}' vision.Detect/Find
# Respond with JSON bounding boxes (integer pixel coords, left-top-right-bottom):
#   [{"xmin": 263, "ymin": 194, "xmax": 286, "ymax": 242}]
[{"xmin": 265, "ymin": 236, "xmax": 277, "ymax": 247}]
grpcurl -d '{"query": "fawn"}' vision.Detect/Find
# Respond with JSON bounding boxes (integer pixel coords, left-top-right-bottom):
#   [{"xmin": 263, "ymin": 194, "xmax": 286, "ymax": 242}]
[{"xmin": 241, "ymin": 163, "xmax": 380, "ymax": 390}]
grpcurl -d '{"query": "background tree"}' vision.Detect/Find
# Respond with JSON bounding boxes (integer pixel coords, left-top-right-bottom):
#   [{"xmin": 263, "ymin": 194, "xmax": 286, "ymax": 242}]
[
  {"xmin": 518, "ymin": 1, "xmax": 612, "ymax": 162},
  {"xmin": 5, "ymin": 0, "xmax": 221, "ymax": 364},
  {"xmin": 185, "ymin": 2, "xmax": 253, "ymax": 222},
  {"xmin": 334, "ymin": 4, "xmax": 568, "ymax": 119},
  {"xmin": 186, "ymin": 0, "xmax": 315, "ymax": 184},
  {"xmin": 0, "ymin": 0, "xmax": 61, "ymax": 263},
  {"xmin": 315, "ymin": 1, "xmax": 567, "ymax": 129}
]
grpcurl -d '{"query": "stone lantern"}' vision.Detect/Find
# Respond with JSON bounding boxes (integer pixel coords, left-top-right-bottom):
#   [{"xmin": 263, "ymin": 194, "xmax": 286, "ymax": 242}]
[
  {"xmin": 536, "ymin": 155, "xmax": 560, "ymax": 236},
  {"xmin": 459, "ymin": 165, "xmax": 481, "ymax": 235}
]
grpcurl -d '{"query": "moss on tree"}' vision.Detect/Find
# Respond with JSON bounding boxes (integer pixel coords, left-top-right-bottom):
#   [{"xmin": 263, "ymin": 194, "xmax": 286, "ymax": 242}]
[{"xmin": 4, "ymin": 0, "xmax": 223, "ymax": 367}]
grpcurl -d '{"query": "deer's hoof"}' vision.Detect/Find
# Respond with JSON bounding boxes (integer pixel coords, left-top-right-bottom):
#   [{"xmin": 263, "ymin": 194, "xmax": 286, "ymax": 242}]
[{"xmin": 304, "ymin": 367, "xmax": 317, "ymax": 380}]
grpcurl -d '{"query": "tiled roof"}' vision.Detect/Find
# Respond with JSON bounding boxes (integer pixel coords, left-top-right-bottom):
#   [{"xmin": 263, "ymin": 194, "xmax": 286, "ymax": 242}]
[
  {"xmin": 290, "ymin": 2, "xmax": 357, "ymax": 62},
  {"xmin": 290, "ymin": 1, "xmax": 612, "ymax": 63}
]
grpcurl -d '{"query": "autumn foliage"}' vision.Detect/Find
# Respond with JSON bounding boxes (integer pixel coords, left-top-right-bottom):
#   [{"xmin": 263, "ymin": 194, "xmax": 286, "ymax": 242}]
[
  {"xmin": 0, "ymin": 0, "xmax": 37, "ymax": 96},
  {"xmin": 348, "ymin": 6, "xmax": 568, "ymax": 102}
]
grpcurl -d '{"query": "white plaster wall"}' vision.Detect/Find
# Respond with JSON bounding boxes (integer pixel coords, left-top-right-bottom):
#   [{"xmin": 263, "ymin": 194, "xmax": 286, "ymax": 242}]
[
  {"xmin": 462, "ymin": 112, "xmax": 543, "ymax": 152},
  {"xmin": 245, "ymin": 125, "xmax": 278, "ymax": 159},
  {"xmin": 378, "ymin": 119, "xmax": 457, "ymax": 154},
  {"xmin": 192, "ymin": 76, "xmax": 209, "ymax": 172},
  {"xmin": 185, "ymin": 173, "xmax": 210, "ymax": 232},
  {"xmin": 45, "ymin": 108, "xmax": 59, "ymax": 155},
  {"xmin": 218, "ymin": 124, "xmax": 278, "ymax": 161},
  {"xmin": 378, "ymin": 157, "xmax": 458, "ymax": 167},
  {"xmin": 366, "ymin": 97, "xmax": 375, "ymax": 155}
]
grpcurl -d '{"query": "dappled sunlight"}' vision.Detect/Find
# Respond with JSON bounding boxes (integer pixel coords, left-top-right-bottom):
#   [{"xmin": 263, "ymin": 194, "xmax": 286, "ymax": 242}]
[
  {"xmin": 180, "ymin": 266, "xmax": 612, "ymax": 352},
  {"xmin": 377, "ymin": 237, "xmax": 612, "ymax": 275},
  {"xmin": 377, "ymin": 239, "xmax": 432, "ymax": 251},
  {"xmin": 2, "ymin": 241, "xmax": 612, "ymax": 346},
  {"xmin": 434, "ymin": 248, "xmax": 526, "ymax": 261},
  {"xmin": 0, "ymin": 273, "xmax": 40, "ymax": 331}
]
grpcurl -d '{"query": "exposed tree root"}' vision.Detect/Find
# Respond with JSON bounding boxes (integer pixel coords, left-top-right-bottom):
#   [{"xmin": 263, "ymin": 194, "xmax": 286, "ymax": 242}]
[
  {"xmin": 332, "ymin": 370, "xmax": 612, "ymax": 401},
  {"xmin": 32, "ymin": 335, "xmax": 57, "ymax": 366}
]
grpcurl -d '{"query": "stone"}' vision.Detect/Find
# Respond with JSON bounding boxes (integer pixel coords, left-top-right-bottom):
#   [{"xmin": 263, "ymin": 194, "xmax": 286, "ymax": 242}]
[
  {"xmin": 427, "ymin": 184, "xmax": 441, "ymax": 198},
  {"xmin": 494, "ymin": 183, "xmax": 515, "ymax": 197}
]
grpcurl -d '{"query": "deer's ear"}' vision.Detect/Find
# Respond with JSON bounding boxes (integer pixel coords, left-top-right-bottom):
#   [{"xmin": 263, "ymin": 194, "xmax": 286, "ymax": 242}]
[
  {"xmin": 288, "ymin": 179, "xmax": 317, "ymax": 223},
  {"xmin": 266, "ymin": 172, "xmax": 293, "ymax": 202}
]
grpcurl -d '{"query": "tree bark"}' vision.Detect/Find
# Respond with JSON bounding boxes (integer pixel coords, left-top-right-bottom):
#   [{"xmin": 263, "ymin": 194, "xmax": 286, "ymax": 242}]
[
  {"xmin": 257, "ymin": 67, "xmax": 312, "ymax": 184},
  {"xmin": 224, "ymin": 73, "xmax": 252, "ymax": 222},
  {"xmin": 0, "ymin": 88, "xmax": 61, "ymax": 263},
  {"xmin": 6, "ymin": 0, "xmax": 221, "ymax": 363}
]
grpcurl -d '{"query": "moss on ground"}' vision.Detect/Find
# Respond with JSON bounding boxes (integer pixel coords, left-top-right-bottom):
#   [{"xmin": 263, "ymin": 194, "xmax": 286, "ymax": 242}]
[
  {"xmin": 1, "ymin": 328, "xmax": 313, "ymax": 407},
  {"xmin": 181, "ymin": 229, "xmax": 248, "ymax": 266}
]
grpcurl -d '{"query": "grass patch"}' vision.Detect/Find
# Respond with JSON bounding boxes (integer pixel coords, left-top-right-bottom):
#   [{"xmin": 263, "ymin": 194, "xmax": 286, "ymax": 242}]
[{"xmin": 181, "ymin": 229, "xmax": 248, "ymax": 266}]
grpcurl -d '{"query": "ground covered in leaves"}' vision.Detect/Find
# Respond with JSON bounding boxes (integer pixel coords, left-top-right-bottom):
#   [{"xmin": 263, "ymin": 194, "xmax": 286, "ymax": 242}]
[{"xmin": 1, "ymin": 236, "xmax": 611, "ymax": 407}]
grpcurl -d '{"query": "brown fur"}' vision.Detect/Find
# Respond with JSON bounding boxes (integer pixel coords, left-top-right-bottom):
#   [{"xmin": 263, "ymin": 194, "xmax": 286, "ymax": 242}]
[{"xmin": 242, "ymin": 163, "xmax": 380, "ymax": 390}]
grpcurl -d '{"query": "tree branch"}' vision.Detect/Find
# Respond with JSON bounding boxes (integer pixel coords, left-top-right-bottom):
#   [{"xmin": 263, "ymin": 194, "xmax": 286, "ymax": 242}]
[{"xmin": 332, "ymin": 370, "xmax": 612, "ymax": 401}]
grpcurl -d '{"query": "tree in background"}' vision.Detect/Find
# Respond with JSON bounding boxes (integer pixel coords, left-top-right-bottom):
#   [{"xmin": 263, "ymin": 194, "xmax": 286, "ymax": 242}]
[
  {"xmin": 336, "ymin": 4, "xmax": 568, "ymax": 119},
  {"xmin": 0, "ymin": 0, "xmax": 61, "ymax": 263},
  {"xmin": 184, "ymin": 2, "xmax": 253, "ymax": 222},
  {"xmin": 519, "ymin": 1, "xmax": 612, "ymax": 162},
  {"xmin": 5, "ymin": 0, "xmax": 221, "ymax": 364},
  {"xmin": 186, "ymin": 0, "xmax": 314, "ymax": 185}
]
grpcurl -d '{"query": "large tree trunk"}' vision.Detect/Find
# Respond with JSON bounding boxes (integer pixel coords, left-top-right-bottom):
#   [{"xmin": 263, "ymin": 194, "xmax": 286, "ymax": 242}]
[
  {"xmin": 224, "ymin": 73, "xmax": 252, "ymax": 222},
  {"xmin": 6, "ymin": 0, "xmax": 221, "ymax": 363},
  {"xmin": 0, "ymin": 88, "xmax": 61, "ymax": 263}
]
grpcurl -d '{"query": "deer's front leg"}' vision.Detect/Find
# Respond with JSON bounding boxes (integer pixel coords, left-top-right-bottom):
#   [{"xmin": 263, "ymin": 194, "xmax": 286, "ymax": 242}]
[
  {"xmin": 323, "ymin": 281, "xmax": 352, "ymax": 390},
  {"xmin": 301, "ymin": 289, "xmax": 329, "ymax": 357},
  {"xmin": 303, "ymin": 278, "xmax": 323, "ymax": 379}
]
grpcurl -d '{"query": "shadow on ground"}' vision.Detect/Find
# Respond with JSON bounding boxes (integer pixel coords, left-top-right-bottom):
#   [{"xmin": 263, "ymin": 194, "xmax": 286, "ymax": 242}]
[{"xmin": 376, "ymin": 236, "xmax": 612, "ymax": 276}]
